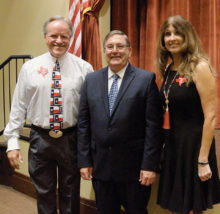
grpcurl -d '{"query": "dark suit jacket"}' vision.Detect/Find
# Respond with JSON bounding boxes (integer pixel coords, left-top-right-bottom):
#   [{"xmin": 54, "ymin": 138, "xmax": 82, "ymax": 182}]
[{"xmin": 77, "ymin": 64, "xmax": 163, "ymax": 181}]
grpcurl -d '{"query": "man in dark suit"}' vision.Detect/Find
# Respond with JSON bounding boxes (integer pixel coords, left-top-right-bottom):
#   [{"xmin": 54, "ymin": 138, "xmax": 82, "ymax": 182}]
[{"xmin": 77, "ymin": 30, "xmax": 163, "ymax": 214}]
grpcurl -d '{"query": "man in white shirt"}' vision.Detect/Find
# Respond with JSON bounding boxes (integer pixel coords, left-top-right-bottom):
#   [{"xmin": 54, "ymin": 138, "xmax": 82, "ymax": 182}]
[{"xmin": 4, "ymin": 15, "xmax": 93, "ymax": 214}]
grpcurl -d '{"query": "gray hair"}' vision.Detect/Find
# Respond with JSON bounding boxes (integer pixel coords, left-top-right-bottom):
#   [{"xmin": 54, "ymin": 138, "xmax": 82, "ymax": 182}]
[
  {"xmin": 103, "ymin": 30, "xmax": 131, "ymax": 48},
  {"xmin": 43, "ymin": 15, "xmax": 73, "ymax": 37}
]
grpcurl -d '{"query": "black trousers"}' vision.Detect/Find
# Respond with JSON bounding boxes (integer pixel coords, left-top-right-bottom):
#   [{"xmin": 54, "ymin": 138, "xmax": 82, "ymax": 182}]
[
  {"xmin": 92, "ymin": 178, "xmax": 151, "ymax": 214},
  {"xmin": 28, "ymin": 127, "xmax": 80, "ymax": 214}
]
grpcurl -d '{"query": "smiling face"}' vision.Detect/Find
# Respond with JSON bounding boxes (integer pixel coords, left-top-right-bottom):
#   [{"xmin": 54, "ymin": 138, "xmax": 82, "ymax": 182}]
[
  {"xmin": 45, "ymin": 20, "xmax": 71, "ymax": 58},
  {"xmin": 104, "ymin": 34, "xmax": 132, "ymax": 73},
  {"xmin": 164, "ymin": 25, "xmax": 184, "ymax": 57}
]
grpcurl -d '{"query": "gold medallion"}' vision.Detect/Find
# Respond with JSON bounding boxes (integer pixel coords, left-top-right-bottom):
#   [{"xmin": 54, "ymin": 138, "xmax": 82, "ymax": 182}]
[{"xmin": 49, "ymin": 130, "xmax": 63, "ymax": 138}]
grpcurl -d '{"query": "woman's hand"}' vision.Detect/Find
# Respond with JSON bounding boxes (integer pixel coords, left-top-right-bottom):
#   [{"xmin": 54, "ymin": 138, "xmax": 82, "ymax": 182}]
[{"xmin": 198, "ymin": 163, "xmax": 212, "ymax": 182}]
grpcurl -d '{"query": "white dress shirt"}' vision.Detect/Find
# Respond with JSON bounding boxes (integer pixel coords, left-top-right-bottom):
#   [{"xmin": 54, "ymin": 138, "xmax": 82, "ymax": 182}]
[
  {"xmin": 4, "ymin": 52, "xmax": 93, "ymax": 151},
  {"xmin": 108, "ymin": 64, "xmax": 128, "ymax": 93}
]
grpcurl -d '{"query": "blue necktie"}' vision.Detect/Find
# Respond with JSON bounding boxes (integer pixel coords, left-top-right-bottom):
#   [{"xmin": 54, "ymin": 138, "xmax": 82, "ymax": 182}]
[{"xmin": 109, "ymin": 74, "xmax": 119, "ymax": 115}]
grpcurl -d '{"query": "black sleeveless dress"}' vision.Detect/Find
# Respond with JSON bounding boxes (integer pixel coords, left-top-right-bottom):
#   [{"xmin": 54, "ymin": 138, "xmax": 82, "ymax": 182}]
[{"xmin": 157, "ymin": 69, "xmax": 220, "ymax": 214}]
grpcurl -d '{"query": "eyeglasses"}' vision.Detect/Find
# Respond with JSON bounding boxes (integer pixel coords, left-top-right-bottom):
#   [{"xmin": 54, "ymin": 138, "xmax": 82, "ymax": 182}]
[{"xmin": 105, "ymin": 44, "xmax": 129, "ymax": 51}]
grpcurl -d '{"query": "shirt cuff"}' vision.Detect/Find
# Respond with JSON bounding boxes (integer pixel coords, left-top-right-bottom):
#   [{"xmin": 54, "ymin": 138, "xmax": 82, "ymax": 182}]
[{"xmin": 6, "ymin": 136, "xmax": 20, "ymax": 152}]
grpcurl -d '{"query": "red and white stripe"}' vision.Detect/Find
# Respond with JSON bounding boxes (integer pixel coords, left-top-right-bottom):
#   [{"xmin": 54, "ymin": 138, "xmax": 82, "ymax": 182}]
[
  {"xmin": 53, "ymin": 123, "xmax": 61, "ymax": 130},
  {"xmin": 53, "ymin": 89, "xmax": 60, "ymax": 97},
  {"xmin": 49, "ymin": 115, "xmax": 54, "ymax": 122},
  {"xmin": 58, "ymin": 114, "xmax": 63, "ymax": 122},
  {"xmin": 68, "ymin": 0, "xmax": 91, "ymax": 57},
  {"xmin": 57, "ymin": 98, "xmax": 62, "ymax": 105},
  {"xmin": 53, "ymin": 106, "xmax": 60, "ymax": 114},
  {"xmin": 50, "ymin": 98, "xmax": 54, "ymax": 105},
  {"xmin": 54, "ymin": 72, "xmax": 61, "ymax": 79},
  {"xmin": 68, "ymin": 0, "xmax": 82, "ymax": 57}
]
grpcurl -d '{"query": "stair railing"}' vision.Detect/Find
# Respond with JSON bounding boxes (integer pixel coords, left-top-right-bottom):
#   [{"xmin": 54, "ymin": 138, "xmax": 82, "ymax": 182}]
[{"xmin": 0, "ymin": 55, "xmax": 33, "ymax": 140}]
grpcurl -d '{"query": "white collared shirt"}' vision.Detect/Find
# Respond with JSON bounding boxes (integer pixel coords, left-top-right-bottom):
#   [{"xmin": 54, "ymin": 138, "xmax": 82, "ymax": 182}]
[
  {"xmin": 108, "ymin": 64, "xmax": 128, "ymax": 93},
  {"xmin": 4, "ymin": 52, "xmax": 93, "ymax": 151}
]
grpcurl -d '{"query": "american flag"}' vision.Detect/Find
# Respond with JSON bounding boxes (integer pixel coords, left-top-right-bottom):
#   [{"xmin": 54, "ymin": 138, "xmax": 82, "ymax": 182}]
[{"xmin": 68, "ymin": 0, "xmax": 91, "ymax": 57}]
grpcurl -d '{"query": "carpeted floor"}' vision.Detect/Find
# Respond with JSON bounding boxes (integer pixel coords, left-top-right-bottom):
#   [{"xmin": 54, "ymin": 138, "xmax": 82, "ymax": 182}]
[{"xmin": 0, "ymin": 184, "xmax": 37, "ymax": 214}]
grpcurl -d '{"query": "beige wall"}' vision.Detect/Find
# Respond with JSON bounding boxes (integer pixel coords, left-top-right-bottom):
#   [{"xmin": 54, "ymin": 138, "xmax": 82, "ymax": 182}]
[
  {"xmin": 0, "ymin": 0, "xmax": 69, "ymax": 62},
  {"xmin": 0, "ymin": 0, "xmax": 109, "ymax": 65},
  {"xmin": 1, "ymin": 0, "xmax": 220, "ymax": 213}
]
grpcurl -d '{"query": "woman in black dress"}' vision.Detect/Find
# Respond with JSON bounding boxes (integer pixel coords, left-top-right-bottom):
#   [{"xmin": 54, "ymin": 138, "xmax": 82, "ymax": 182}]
[{"xmin": 156, "ymin": 15, "xmax": 220, "ymax": 214}]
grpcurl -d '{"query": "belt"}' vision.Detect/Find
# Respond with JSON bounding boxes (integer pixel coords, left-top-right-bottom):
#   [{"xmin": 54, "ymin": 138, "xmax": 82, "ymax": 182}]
[{"xmin": 31, "ymin": 125, "xmax": 76, "ymax": 139}]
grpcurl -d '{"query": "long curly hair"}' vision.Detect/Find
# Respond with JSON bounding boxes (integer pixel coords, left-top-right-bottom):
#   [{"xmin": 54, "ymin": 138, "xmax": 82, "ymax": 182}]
[{"xmin": 156, "ymin": 15, "xmax": 213, "ymax": 83}]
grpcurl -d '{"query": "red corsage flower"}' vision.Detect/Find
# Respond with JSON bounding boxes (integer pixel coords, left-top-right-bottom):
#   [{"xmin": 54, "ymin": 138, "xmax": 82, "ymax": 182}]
[{"xmin": 176, "ymin": 75, "xmax": 186, "ymax": 86}]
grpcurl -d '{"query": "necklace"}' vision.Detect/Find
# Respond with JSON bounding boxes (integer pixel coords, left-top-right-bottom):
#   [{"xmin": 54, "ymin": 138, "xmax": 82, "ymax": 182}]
[{"xmin": 162, "ymin": 67, "xmax": 178, "ymax": 129}]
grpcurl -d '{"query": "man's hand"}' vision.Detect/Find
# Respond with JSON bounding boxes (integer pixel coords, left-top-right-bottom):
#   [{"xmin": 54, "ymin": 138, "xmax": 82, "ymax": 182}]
[
  {"xmin": 139, "ymin": 170, "xmax": 156, "ymax": 186},
  {"xmin": 7, "ymin": 150, "xmax": 23, "ymax": 169},
  {"xmin": 80, "ymin": 167, "xmax": 93, "ymax": 180}
]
